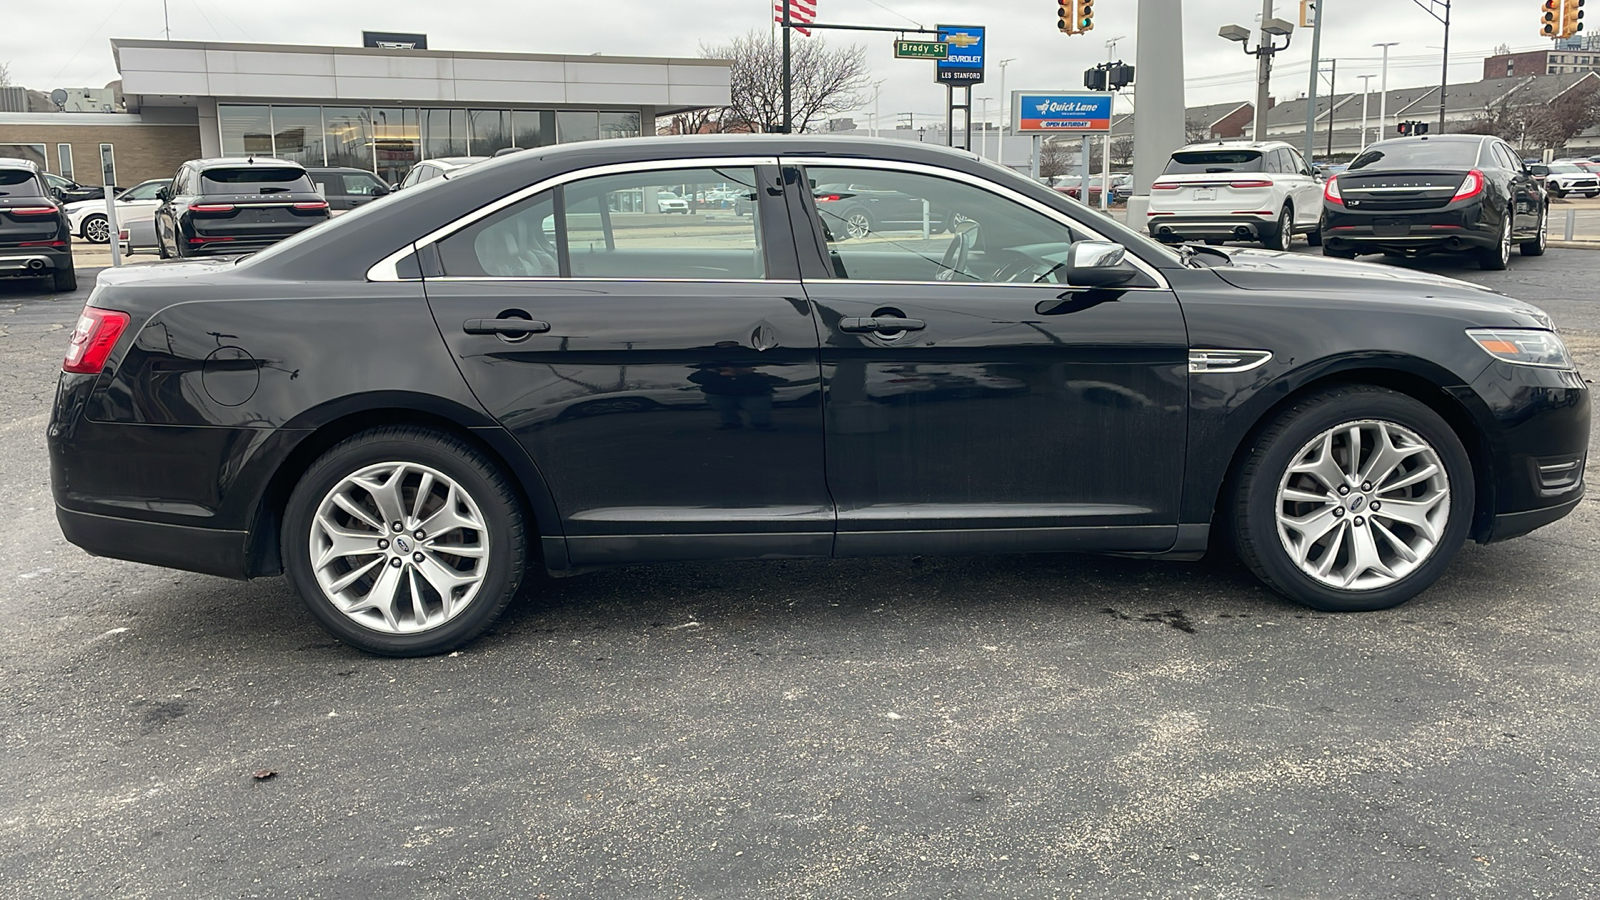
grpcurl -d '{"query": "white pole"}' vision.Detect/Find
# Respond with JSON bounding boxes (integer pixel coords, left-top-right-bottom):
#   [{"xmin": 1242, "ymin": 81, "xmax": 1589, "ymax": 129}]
[
  {"xmin": 1358, "ymin": 74, "xmax": 1374, "ymax": 150},
  {"xmin": 998, "ymin": 58, "xmax": 1016, "ymax": 164},
  {"xmin": 1374, "ymin": 42, "xmax": 1397, "ymax": 142},
  {"xmin": 980, "ymin": 97, "xmax": 991, "ymax": 161},
  {"xmin": 871, "ymin": 80, "xmax": 885, "ymax": 138}
]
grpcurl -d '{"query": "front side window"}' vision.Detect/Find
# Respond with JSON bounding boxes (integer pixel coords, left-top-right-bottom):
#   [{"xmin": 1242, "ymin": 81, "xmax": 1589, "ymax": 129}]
[
  {"xmin": 436, "ymin": 165, "xmax": 766, "ymax": 280},
  {"xmin": 802, "ymin": 165, "xmax": 1094, "ymax": 284},
  {"xmin": 119, "ymin": 181, "xmax": 166, "ymax": 202},
  {"xmin": 341, "ymin": 172, "xmax": 389, "ymax": 195}
]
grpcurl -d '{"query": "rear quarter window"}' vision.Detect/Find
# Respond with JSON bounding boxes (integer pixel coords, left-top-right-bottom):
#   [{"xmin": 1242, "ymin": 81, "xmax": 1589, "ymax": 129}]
[
  {"xmin": 0, "ymin": 169, "xmax": 43, "ymax": 196},
  {"xmin": 200, "ymin": 166, "xmax": 313, "ymax": 194},
  {"xmin": 1164, "ymin": 151, "xmax": 1264, "ymax": 174}
]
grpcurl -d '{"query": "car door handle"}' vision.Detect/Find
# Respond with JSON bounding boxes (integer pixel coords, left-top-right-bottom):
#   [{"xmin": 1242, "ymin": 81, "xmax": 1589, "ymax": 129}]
[
  {"xmin": 839, "ymin": 316, "xmax": 926, "ymax": 334},
  {"xmin": 463, "ymin": 317, "xmax": 551, "ymax": 336}
]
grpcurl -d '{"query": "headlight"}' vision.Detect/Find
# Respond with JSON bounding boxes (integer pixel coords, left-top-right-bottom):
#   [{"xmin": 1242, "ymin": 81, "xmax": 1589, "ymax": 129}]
[{"xmin": 1466, "ymin": 329, "xmax": 1575, "ymax": 369}]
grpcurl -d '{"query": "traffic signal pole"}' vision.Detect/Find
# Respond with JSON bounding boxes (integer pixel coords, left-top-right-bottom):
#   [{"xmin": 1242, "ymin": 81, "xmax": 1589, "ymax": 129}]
[{"xmin": 1303, "ymin": 0, "xmax": 1323, "ymax": 163}]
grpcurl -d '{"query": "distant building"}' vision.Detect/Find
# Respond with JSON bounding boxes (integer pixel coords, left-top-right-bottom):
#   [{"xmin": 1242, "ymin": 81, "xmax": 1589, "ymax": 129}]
[{"xmin": 1485, "ymin": 48, "xmax": 1600, "ymax": 79}]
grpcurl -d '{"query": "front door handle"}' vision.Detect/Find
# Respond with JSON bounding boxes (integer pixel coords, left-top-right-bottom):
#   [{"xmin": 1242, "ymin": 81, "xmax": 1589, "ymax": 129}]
[
  {"xmin": 463, "ymin": 317, "xmax": 551, "ymax": 336},
  {"xmin": 839, "ymin": 316, "xmax": 926, "ymax": 334}
]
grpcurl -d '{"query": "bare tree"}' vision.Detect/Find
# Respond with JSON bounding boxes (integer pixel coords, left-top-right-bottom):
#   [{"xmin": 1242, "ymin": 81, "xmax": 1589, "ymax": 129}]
[
  {"xmin": 1038, "ymin": 140, "xmax": 1073, "ymax": 184},
  {"xmin": 1185, "ymin": 116, "xmax": 1213, "ymax": 144},
  {"xmin": 1529, "ymin": 81, "xmax": 1600, "ymax": 153},
  {"xmin": 0, "ymin": 61, "xmax": 11, "ymax": 89},
  {"xmin": 1110, "ymin": 135, "xmax": 1135, "ymax": 167},
  {"xmin": 657, "ymin": 108, "xmax": 727, "ymax": 136},
  {"xmin": 702, "ymin": 31, "xmax": 868, "ymax": 134}
]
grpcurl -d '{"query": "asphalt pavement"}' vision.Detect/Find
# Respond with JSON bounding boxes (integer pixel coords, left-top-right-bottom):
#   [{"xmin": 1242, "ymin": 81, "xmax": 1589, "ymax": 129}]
[{"xmin": 3, "ymin": 246, "xmax": 1599, "ymax": 899}]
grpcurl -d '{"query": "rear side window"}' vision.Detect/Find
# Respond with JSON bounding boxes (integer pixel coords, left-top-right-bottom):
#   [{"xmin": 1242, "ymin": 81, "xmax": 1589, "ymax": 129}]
[
  {"xmin": 1348, "ymin": 141, "xmax": 1481, "ymax": 170},
  {"xmin": 0, "ymin": 169, "xmax": 43, "ymax": 196},
  {"xmin": 1164, "ymin": 150, "xmax": 1263, "ymax": 174},
  {"xmin": 199, "ymin": 166, "xmax": 312, "ymax": 193}
]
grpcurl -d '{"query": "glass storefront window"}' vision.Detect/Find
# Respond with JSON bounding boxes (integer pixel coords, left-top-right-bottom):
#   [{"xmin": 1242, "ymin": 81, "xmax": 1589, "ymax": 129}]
[
  {"xmin": 271, "ymin": 106, "xmax": 325, "ymax": 167},
  {"xmin": 373, "ymin": 107, "xmax": 420, "ymax": 186},
  {"xmin": 219, "ymin": 105, "xmax": 273, "ymax": 157},
  {"xmin": 469, "ymin": 110, "xmax": 514, "ymax": 155},
  {"xmin": 324, "ymin": 107, "xmax": 373, "ymax": 171},
  {"xmin": 599, "ymin": 111, "xmax": 641, "ymax": 140},
  {"xmin": 421, "ymin": 108, "xmax": 469, "ymax": 159},
  {"xmin": 512, "ymin": 110, "xmax": 556, "ymax": 148},
  {"xmin": 557, "ymin": 110, "xmax": 599, "ymax": 143}
]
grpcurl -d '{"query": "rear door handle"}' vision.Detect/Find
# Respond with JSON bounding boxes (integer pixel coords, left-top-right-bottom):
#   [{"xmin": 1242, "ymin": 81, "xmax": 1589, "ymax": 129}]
[
  {"xmin": 839, "ymin": 316, "xmax": 926, "ymax": 334},
  {"xmin": 463, "ymin": 317, "xmax": 551, "ymax": 336}
]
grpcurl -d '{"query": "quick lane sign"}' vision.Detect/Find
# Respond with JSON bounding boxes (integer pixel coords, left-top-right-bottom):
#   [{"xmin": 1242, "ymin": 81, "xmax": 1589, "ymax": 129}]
[
  {"xmin": 1013, "ymin": 92, "xmax": 1113, "ymax": 133},
  {"xmin": 895, "ymin": 40, "xmax": 948, "ymax": 59},
  {"xmin": 935, "ymin": 25, "xmax": 985, "ymax": 84}
]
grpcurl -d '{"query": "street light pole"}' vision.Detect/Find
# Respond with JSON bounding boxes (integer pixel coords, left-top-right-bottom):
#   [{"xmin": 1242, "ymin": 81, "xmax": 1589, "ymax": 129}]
[
  {"xmin": 1253, "ymin": 0, "xmax": 1275, "ymax": 140},
  {"xmin": 1374, "ymin": 42, "xmax": 1397, "ymax": 141},
  {"xmin": 1357, "ymin": 74, "xmax": 1374, "ymax": 150},
  {"xmin": 997, "ymin": 58, "xmax": 1017, "ymax": 165},
  {"xmin": 1304, "ymin": 0, "xmax": 1324, "ymax": 164}
]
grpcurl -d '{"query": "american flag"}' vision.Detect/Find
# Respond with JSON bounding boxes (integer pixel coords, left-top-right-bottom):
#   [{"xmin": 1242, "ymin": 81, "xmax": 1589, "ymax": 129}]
[{"xmin": 775, "ymin": 0, "xmax": 815, "ymax": 36}]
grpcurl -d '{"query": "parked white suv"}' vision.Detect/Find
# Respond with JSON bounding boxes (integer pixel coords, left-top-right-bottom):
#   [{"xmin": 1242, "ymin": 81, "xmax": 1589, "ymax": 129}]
[
  {"xmin": 1147, "ymin": 140, "xmax": 1323, "ymax": 250},
  {"xmin": 1542, "ymin": 161, "xmax": 1599, "ymax": 198}
]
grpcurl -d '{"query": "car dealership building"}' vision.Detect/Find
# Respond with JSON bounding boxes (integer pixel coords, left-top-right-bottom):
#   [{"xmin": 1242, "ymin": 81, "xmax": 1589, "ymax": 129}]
[{"xmin": 0, "ymin": 37, "xmax": 732, "ymax": 188}]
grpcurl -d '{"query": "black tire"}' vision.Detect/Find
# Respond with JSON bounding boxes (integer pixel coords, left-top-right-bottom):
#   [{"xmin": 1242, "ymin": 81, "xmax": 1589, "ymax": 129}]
[
  {"xmin": 1521, "ymin": 204, "xmax": 1548, "ymax": 257},
  {"xmin": 1322, "ymin": 245, "xmax": 1357, "ymax": 259},
  {"xmin": 1550, "ymin": 187, "xmax": 1566, "ymax": 199},
  {"xmin": 81, "ymin": 214, "xmax": 110, "ymax": 244},
  {"xmin": 1204, "ymin": 237, "xmax": 1226, "ymax": 246},
  {"xmin": 157, "ymin": 227, "xmax": 172, "ymax": 259},
  {"xmin": 1478, "ymin": 211, "xmax": 1512, "ymax": 271},
  {"xmin": 1231, "ymin": 386, "xmax": 1474, "ymax": 613},
  {"xmin": 1262, "ymin": 204, "xmax": 1293, "ymax": 251},
  {"xmin": 281, "ymin": 426, "xmax": 527, "ymax": 656},
  {"xmin": 52, "ymin": 262, "xmax": 77, "ymax": 293},
  {"xmin": 1305, "ymin": 224, "xmax": 1322, "ymax": 247}
]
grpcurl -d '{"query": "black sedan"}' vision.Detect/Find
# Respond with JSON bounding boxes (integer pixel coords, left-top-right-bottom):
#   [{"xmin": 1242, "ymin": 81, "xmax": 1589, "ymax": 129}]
[
  {"xmin": 48, "ymin": 136, "xmax": 1588, "ymax": 656},
  {"xmin": 1321, "ymin": 134, "xmax": 1546, "ymax": 270}
]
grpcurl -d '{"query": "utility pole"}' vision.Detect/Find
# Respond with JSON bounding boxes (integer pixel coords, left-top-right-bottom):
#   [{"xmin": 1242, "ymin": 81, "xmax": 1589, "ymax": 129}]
[
  {"xmin": 1374, "ymin": 42, "xmax": 1397, "ymax": 141},
  {"xmin": 1411, "ymin": 0, "xmax": 1451, "ymax": 134},
  {"xmin": 1324, "ymin": 59, "xmax": 1337, "ymax": 158},
  {"xmin": 1303, "ymin": 0, "xmax": 1322, "ymax": 163}
]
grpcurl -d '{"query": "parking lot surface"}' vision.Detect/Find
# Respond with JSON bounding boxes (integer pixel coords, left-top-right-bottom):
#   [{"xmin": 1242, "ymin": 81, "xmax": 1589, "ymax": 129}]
[{"xmin": 3, "ymin": 248, "xmax": 1599, "ymax": 898}]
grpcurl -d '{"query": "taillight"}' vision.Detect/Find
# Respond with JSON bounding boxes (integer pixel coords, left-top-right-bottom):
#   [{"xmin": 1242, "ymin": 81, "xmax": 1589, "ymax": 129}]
[
  {"xmin": 63, "ymin": 307, "xmax": 130, "ymax": 375},
  {"xmin": 1323, "ymin": 175, "xmax": 1343, "ymax": 205},
  {"xmin": 8, "ymin": 206, "xmax": 59, "ymax": 215},
  {"xmin": 1453, "ymin": 169, "xmax": 1485, "ymax": 201},
  {"xmin": 815, "ymin": 194, "xmax": 842, "ymax": 202},
  {"xmin": 1227, "ymin": 180, "xmax": 1273, "ymax": 189},
  {"xmin": 293, "ymin": 200, "xmax": 329, "ymax": 210},
  {"xmin": 1151, "ymin": 182, "xmax": 1180, "ymax": 191},
  {"xmin": 189, "ymin": 203, "xmax": 235, "ymax": 212}
]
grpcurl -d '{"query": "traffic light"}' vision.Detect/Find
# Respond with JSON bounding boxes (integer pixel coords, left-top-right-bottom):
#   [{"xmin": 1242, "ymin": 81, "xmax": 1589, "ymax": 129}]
[
  {"xmin": 1084, "ymin": 67, "xmax": 1107, "ymax": 91},
  {"xmin": 1564, "ymin": 0, "xmax": 1586, "ymax": 36},
  {"xmin": 1077, "ymin": 0, "xmax": 1095, "ymax": 32},
  {"xmin": 1543, "ymin": 0, "xmax": 1562, "ymax": 37},
  {"xmin": 1058, "ymin": 0, "xmax": 1075, "ymax": 33}
]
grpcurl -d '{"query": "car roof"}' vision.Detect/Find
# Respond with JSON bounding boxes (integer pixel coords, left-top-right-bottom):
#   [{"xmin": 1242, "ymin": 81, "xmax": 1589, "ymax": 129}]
[
  {"xmin": 304, "ymin": 166, "xmax": 380, "ymax": 174},
  {"xmin": 1365, "ymin": 134, "xmax": 1486, "ymax": 147},
  {"xmin": 1172, "ymin": 140, "xmax": 1293, "ymax": 153},
  {"xmin": 188, "ymin": 157, "xmax": 305, "ymax": 170},
  {"xmin": 0, "ymin": 157, "xmax": 41, "ymax": 172},
  {"xmin": 431, "ymin": 156, "xmax": 488, "ymax": 168}
]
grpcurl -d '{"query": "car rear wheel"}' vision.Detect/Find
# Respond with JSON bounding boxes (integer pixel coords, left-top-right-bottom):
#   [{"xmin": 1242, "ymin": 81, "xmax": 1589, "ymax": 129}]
[
  {"xmin": 1479, "ymin": 211, "xmax": 1512, "ymax": 270},
  {"xmin": 1262, "ymin": 205, "xmax": 1293, "ymax": 251},
  {"xmin": 282, "ymin": 426, "xmax": 527, "ymax": 656},
  {"xmin": 82, "ymin": 215, "xmax": 110, "ymax": 244},
  {"xmin": 52, "ymin": 261, "xmax": 77, "ymax": 293},
  {"xmin": 1232, "ymin": 386, "xmax": 1473, "ymax": 612},
  {"xmin": 843, "ymin": 210, "xmax": 874, "ymax": 240},
  {"xmin": 1322, "ymin": 245, "xmax": 1357, "ymax": 259},
  {"xmin": 1521, "ymin": 204, "xmax": 1548, "ymax": 257}
]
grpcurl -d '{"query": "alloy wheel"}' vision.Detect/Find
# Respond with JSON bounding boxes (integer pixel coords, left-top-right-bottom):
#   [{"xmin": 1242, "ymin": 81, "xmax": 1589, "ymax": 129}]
[
  {"xmin": 1274, "ymin": 419, "xmax": 1450, "ymax": 591},
  {"xmin": 83, "ymin": 216, "xmax": 110, "ymax": 244},
  {"xmin": 846, "ymin": 212, "xmax": 872, "ymax": 240},
  {"xmin": 309, "ymin": 461, "xmax": 490, "ymax": 634},
  {"xmin": 1499, "ymin": 215, "xmax": 1512, "ymax": 266}
]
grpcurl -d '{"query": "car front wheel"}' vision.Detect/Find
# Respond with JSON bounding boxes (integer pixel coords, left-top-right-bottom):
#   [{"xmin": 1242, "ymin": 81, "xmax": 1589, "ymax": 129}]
[
  {"xmin": 1231, "ymin": 386, "xmax": 1473, "ymax": 612},
  {"xmin": 282, "ymin": 426, "xmax": 527, "ymax": 656},
  {"xmin": 82, "ymin": 214, "xmax": 110, "ymax": 244}
]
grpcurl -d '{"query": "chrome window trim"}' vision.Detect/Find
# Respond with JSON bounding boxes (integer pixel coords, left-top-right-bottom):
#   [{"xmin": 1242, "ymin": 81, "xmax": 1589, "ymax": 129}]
[
  {"xmin": 422, "ymin": 276, "xmax": 802, "ymax": 286},
  {"xmin": 779, "ymin": 155, "xmax": 1171, "ymax": 290},
  {"xmin": 367, "ymin": 156, "xmax": 779, "ymax": 281}
]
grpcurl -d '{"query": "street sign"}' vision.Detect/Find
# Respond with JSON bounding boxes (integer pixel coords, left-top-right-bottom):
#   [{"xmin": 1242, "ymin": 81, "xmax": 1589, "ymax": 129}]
[
  {"xmin": 895, "ymin": 40, "xmax": 949, "ymax": 59},
  {"xmin": 936, "ymin": 25, "xmax": 985, "ymax": 84},
  {"xmin": 1012, "ymin": 92, "xmax": 1113, "ymax": 133}
]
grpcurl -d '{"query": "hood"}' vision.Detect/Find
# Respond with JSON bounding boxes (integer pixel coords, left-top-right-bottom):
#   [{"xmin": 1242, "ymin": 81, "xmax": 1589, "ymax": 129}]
[{"xmin": 1200, "ymin": 248, "xmax": 1552, "ymax": 327}]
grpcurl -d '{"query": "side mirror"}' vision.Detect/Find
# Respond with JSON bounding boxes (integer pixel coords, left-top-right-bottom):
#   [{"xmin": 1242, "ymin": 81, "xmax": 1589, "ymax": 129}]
[
  {"xmin": 1065, "ymin": 241, "xmax": 1136, "ymax": 287},
  {"xmin": 1531, "ymin": 164, "xmax": 1550, "ymax": 177},
  {"xmin": 50, "ymin": 187, "xmax": 66, "ymax": 202},
  {"xmin": 372, "ymin": 183, "xmax": 391, "ymax": 196},
  {"xmin": 155, "ymin": 186, "xmax": 171, "ymax": 201}
]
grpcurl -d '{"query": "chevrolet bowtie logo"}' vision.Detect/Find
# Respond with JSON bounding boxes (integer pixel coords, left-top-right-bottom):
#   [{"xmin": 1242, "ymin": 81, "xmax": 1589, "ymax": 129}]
[{"xmin": 946, "ymin": 32, "xmax": 980, "ymax": 47}]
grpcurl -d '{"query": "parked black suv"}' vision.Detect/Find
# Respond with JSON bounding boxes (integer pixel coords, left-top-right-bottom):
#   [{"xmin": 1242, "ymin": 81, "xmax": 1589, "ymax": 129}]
[
  {"xmin": 154, "ymin": 158, "xmax": 330, "ymax": 258},
  {"xmin": 1321, "ymin": 134, "xmax": 1545, "ymax": 270},
  {"xmin": 0, "ymin": 158, "xmax": 76, "ymax": 293},
  {"xmin": 305, "ymin": 166, "xmax": 393, "ymax": 214}
]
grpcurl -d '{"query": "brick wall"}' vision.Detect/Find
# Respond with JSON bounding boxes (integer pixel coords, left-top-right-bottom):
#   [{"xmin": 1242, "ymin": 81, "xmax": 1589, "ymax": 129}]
[
  {"xmin": 1485, "ymin": 51, "xmax": 1552, "ymax": 80},
  {"xmin": 0, "ymin": 122, "xmax": 200, "ymax": 186}
]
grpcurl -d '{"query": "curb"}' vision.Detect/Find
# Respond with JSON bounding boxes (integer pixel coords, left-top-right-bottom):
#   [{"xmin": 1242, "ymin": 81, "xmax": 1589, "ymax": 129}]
[{"xmin": 1549, "ymin": 240, "xmax": 1600, "ymax": 250}]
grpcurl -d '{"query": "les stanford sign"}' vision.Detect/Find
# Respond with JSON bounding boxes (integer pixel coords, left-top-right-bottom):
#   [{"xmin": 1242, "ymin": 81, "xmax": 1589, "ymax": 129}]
[{"xmin": 935, "ymin": 25, "xmax": 985, "ymax": 85}]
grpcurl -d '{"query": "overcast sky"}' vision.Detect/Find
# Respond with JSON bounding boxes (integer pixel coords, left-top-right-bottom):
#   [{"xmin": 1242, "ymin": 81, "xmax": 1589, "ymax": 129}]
[{"xmin": 2, "ymin": 0, "xmax": 1543, "ymax": 124}]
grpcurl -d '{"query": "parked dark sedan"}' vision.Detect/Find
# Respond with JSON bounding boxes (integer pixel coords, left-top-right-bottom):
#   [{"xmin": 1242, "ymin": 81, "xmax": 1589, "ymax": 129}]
[
  {"xmin": 48, "ymin": 136, "xmax": 1588, "ymax": 656},
  {"xmin": 1321, "ymin": 134, "xmax": 1545, "ymax": 270},
  {"xmin": 153, "ymin": 157, "xmax": 330, "ymax": 258}
]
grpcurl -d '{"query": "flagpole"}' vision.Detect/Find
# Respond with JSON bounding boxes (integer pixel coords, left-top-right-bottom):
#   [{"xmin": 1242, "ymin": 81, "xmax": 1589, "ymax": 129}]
[{"xmin": 782, "ymin": 1, "xmax": 793, "ymax": 133}]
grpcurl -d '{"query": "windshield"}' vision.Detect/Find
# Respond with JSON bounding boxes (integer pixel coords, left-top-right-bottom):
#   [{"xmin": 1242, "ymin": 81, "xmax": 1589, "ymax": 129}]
[
  {"xmin": 1348, "ymin": 141, "xmax": 1480, "ymax": 170},
  {"xmin": 1164, "ymin": 150, "xmax": 1263, "ymax": 174},
  {"xmin": 200, "ymin": 167, "xmax": 313, "ymax": 194},
  {"xmin": 1549, "ymin": 163, "xmax": 1584, "ymax": 174},
  {"xmin": 0, "ymin": 169, "xmax": 43, "ymax": 196}
]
